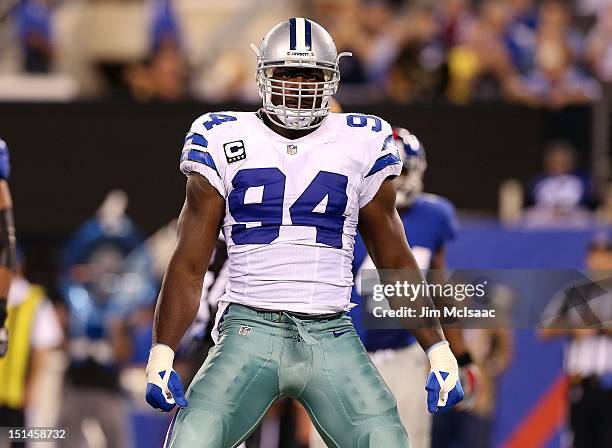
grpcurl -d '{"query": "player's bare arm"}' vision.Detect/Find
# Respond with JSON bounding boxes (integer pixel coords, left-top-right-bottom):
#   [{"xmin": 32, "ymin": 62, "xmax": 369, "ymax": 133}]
[
  {"xmin": 430, "ymin": 246, "xmax": 482, "ymax": 409},
  {"xmin": 359, "ymin": 178, "xmax": 464, "ymax": 412},
  {"xmin": 146, "ymin": 174, "xmax": 224, "ymax": 412},
  {"xmin": 358, "ymin": 178, "xmax": 445, "ymax": 350},
  {"xmin": 429, "ymin": 247, "xmax": 468, "ymax": 351},
  {"xmin": 153, "ymin": 174, "xmax": 225, "ymax": 350}
]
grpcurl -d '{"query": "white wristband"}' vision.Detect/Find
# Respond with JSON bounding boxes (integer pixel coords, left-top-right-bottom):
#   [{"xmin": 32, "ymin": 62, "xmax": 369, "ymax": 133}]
[
  {"xmin": 147, "ymin": 343, "xmax": 175, "ymax": 374},
  {"xmin": 427, "ymin": 340, "xmax": 458, "ymax": 371}
]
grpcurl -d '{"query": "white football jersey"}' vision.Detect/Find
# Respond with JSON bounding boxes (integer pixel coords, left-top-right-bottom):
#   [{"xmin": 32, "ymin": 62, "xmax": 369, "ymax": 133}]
[{"xmin": 180, "ymin": 111, "xmax": 401, "ymax": 314}]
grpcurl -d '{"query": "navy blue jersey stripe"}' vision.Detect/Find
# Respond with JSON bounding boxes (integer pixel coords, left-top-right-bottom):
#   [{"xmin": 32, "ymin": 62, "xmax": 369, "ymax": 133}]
[
  {"xmin": 365, "ymin": 153, "xmax": 401, "ymax": 177},
  {"xmin": 184, "ymin": 132, "xmax": 208, "ymax": 148},
  {"xmin": 289, "ymin": 18, "xmax": 297, "ymax": 50},
  {"xmin": 304, "ymin": 19, "xmax": 312, "ymax": 50}
]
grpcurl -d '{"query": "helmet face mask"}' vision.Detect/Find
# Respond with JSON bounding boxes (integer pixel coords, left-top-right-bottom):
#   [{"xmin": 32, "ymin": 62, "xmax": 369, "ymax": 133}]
[{"xmin": 253, "ymin": 18, "xmax": 350, "ymax": 130}]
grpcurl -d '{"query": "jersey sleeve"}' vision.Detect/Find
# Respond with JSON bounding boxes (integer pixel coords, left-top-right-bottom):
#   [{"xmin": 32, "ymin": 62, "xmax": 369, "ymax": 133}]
[
  {"xmin": 358, "ymin": 121, "xmax": 402, "ymax": 208},
  {"xmin": 179, "ymin": 115, "xmax": 227, "ymax": 198}
]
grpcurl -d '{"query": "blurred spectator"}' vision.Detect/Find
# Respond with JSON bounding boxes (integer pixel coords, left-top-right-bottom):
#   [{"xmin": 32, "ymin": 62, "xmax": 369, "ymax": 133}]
[
  {"xmin": 539, "ymin": 0, "xmax": 586, "ymax": 67},
  {"xmin": 123, "ymin": 53, "xmax": 187, "ymax": 104},
  {"xmin": 524, "ymin": 140, "xmax": 597, "ymax": 227},
  {"xmin": 540, "ymin": 236, "xmax": 612, "ymax": 448},
  {"xmin": 58, "ymin": 191, "xmax": 155, "ymax": 448},
  {"xmin": 586, "ymin": 2, "xmax": 612, "ymax": 84},
  {"xmin": 437, "ymin": 0, "xmax": 476, "ymax": 48},
  {"xmin": 14, "ymin": 0, "xmax": 54, "ymax": 73},
  {"xmin": 387, "ymin": 2, "xmax": 448, "ymax": 102},
  {"xmin": 150, "ymin": 0, "xmax": 182, "ymax": 55},
  {"xmin": 196, "ymin": 51, "xmax": 254, "ymax": 103},
  {"xmin": 447, "ymin": 0, "xmax": 517, "ymax": 103},
  {"xmin": 147, "ymin": 0, "xmax": 187, "ymax": 101},
  {"xmin": 505, "ymin": 0, "xmax": 539, "ymax": 74},
  {"xmin": 123, "ymin": 0, "xmax": 187, "ymax": 101},
  {"xmin": 510, "ymin": 1, "xmax": 600, "ymax": 107},
  {"xmin": 359, "ymin": 0, "xmax": 398, "ymax": 83},
  {"xmin": 0, "ymin": 253, "xmax": 63, "ymax": 448},
  {"xmin": 574, "ymin": 0, "xmax": 604, "ymax": 31},
  {"xmin": 148, "ymin": 45, "xmax": 187, "ymax": 101},
  {"xmin": 314, "ymin": 0, "xmax": 369, "ymax": 85}
]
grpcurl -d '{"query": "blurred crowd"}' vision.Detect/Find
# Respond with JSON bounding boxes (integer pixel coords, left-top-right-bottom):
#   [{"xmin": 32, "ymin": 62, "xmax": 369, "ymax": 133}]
[
  {"xmin": 3, "ymin": 0, "xmax": 612, "ymax": 105},
  {"xmin": 314, "ymin": 0, "xmax": 606, "ymax": 106}
]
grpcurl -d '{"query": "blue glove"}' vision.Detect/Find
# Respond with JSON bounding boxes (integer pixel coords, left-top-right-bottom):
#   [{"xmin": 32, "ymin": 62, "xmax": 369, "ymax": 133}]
[
  {"xmin": 0, "ymin": 139, "xmax": 11, "ymax": 180},
  {"xmin": 425, "ymin": 341, "xmax": 464, "ymax": 413},
  {"xmin": 145, "ymin": 344, "xmax": 188, "ymax": 412}
]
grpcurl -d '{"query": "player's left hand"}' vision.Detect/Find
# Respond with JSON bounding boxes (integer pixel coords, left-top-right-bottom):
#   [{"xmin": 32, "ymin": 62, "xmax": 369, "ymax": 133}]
[
  {"xmin": 145, "ymin": 344, "xmax": 188, "ymax": 412},
  {"xmin": 425, "ymin": 341, "xmax": 464, "ymax": 413}
]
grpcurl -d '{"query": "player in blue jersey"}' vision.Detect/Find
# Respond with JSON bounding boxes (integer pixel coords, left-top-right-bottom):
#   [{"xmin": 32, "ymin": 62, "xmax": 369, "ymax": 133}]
[
  {"xmin": 342, "ymin": 128, "xmax": 479, "ymax": 448},
  {"xmin": 145, "ymin": 19, "xmax": 463, "ymax": 447}
]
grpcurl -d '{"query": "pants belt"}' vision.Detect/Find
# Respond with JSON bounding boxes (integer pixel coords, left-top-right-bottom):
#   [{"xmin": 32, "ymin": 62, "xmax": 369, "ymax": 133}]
[{"xmin": 244, "ymin": 305, "xmax": 344, "ymax": 321}]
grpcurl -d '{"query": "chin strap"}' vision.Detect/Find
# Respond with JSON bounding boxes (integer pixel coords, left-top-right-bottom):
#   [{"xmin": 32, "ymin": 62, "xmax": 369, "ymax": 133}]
[{"xmin": 264, "ymin": 103, "xmax": 327, "ymax": 130}]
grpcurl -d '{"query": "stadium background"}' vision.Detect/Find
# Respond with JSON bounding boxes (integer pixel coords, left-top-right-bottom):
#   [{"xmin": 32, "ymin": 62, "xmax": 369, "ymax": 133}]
[{"xmin": 1, "ymin": 0, "xmax": 611, "ymax": 447}]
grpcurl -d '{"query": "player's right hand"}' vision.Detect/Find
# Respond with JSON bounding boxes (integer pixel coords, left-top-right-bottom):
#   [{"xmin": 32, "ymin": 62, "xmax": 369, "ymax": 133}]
[
  {"xmin": 425, "ymin": 341, "xmax": 464, "ymax": 413},
  {"xmin": 145, "ymin": 344, "xmax": 188, "ymax": 412}
]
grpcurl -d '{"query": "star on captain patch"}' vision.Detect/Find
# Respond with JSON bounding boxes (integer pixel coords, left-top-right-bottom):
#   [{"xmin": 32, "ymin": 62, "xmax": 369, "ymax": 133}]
[{"xmin": 287, "ymin": 144, "xmax": 298, "ymax": 155}]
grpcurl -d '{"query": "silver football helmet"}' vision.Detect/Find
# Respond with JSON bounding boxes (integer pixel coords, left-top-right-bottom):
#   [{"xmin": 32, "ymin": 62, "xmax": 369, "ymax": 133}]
[
  {"xmin": 251, "ymin": 18, "xmax": 351, "ymax": 130},
  {"xmin": 393, "ymin": 128, "xmax": 427, "ymax": 208}
]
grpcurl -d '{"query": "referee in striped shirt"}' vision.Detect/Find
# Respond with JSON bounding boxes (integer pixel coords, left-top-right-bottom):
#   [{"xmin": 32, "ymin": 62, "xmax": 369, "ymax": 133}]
[{"xmin": 540, "ymin": 235, "xmax": 612, "ymax": 448}]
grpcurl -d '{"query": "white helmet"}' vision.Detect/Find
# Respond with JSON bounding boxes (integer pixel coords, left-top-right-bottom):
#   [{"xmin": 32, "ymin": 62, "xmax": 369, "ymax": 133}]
[
  {"xmin": 251, "ymin": 18, "xmax": 351, "ymax": 130},
  {"xmin": 393, "ymin": 127, "xmax": 427, "ymax": 208}
]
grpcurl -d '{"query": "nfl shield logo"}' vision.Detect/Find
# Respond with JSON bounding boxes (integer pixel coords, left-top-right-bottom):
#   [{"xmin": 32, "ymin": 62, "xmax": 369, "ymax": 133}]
[
  {"xmin": 287, "ymin": 144, "xmax": 298, "ymax": 155},
  {"xmin": 238, "ymin": 325, "xmax": 252, "ymax": 336}
]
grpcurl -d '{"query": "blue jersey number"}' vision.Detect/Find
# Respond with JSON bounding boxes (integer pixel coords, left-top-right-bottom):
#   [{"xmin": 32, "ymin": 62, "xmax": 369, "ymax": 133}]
[
  {"xmin": 228, "ymin": 169, "xmax": 348, "ymax": 248},
  {"xmin": 346, "ymin": 114, "xmax": 382, "ymax": 132},
  {"xmin": 203, "ymin": 113, "xmax": 237, "ymax": 131},
  {"xmin": 229, "ymin": 168, "xmax": 285, "ymax": 245},
  {"xmin": 184, "ymin": 114, "xmax": 237, "ymax": 150},
  {"xmin": 289, "ymin": 171, "xmax": 348, "ymax": 248}
]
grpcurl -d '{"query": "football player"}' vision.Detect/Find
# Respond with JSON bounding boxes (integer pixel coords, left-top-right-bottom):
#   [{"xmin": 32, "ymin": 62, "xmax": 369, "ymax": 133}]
[
  {"xmin": 0, "ymin": 138, "xmax": 16, "ymax": 358},
  {"xmin": 337, "ymin": 129, "xmax": 479, "ymax": 448},
  {"xmin": 146, "ymin": 18, "xmax": 463, "ymax": 447}
]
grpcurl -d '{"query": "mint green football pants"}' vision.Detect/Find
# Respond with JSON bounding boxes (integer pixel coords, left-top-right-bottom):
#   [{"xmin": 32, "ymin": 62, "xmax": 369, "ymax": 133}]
[{"xmin": 165, "ymin": 303, "xmax": 410, "ymax": 448}]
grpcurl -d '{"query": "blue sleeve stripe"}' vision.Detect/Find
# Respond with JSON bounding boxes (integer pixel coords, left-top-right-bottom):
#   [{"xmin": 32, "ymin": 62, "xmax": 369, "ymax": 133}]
[
  {"xmin": 183, "ymin": 150, "xmax": 220, "ymax": 177},
  {"xmin": 365, "ymin": 153, "xmax": 401, "ymax": 178},
  {"xmin": 184, "ymin": 133, "xmax": 208, "ymax": 148}
]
